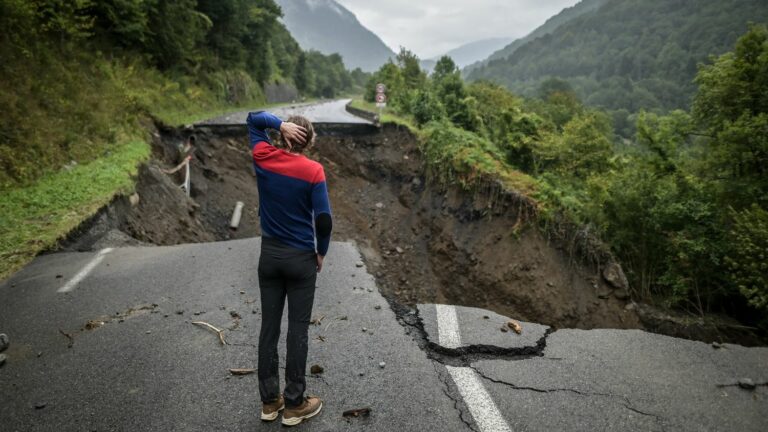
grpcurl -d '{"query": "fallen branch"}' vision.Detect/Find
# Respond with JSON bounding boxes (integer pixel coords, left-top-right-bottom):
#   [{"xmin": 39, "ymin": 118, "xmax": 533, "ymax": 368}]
[
  {"xmin": 58, "ymin": 329, "xmax": 74, "ymax": 348},
  {"xmin": 192, "ymin": 321, "xmax": 227, "ymax": 345},
  {"xmin": 229, "ymin": 368, "xmax": 255, "ymax": 375}
]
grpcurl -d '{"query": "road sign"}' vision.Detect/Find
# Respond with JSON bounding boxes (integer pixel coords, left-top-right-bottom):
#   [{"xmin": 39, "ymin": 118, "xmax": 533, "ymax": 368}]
[
  {"xmin": 376, "ymin": 83, "xmax": 386, "ymax": 93},
  {"xmin": 375, "ymin": 93, "xmax": 387, "ymax": 103},
  {"xmin": 376, "ymin": 102, "xmax": 386, "ymax": 108}
]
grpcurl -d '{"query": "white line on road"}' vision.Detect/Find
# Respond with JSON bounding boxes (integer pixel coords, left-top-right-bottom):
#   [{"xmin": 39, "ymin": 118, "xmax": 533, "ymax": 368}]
[
  {"xmin": 436, "ymin": 304, "xmax": 512, "ymax": 432},
  {"xmin": 436, "ymin": 303, "xmax": 462, "ymax": 349},
  {"xmin": 57, "ymin": 248, "xmax": 113, "ymax": 293},
  {"xmin": 446, "ymin": 366, "xmax": 513, "ymax": 432}
]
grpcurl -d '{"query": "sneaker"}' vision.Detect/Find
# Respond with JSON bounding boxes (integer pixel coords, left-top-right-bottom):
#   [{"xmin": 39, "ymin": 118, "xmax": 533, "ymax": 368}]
[
  {"xmin": 261, "ymin": 394, "xmax": 285, "ymax": 421},
  {"xmin": 281, "ymin": 396, "xmax": 323, "ymax": 426}
]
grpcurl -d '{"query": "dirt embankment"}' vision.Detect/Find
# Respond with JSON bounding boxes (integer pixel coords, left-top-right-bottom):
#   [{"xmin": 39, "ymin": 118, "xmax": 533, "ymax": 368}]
[{"xmin": 59, "ymin": 123, "xmax": 765, "ymax": 344}]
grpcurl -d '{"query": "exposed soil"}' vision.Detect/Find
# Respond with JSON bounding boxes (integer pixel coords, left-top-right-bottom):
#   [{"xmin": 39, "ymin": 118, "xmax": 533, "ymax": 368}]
[{"xmin": 58, "ymin": 122, "xmax": 765, "ymax": 344}]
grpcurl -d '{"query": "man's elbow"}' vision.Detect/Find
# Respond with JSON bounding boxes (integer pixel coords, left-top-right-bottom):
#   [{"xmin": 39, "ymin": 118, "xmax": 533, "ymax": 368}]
[{"xmin": 315, "ymin": 213, "xmax": 332, "ymax": 238}]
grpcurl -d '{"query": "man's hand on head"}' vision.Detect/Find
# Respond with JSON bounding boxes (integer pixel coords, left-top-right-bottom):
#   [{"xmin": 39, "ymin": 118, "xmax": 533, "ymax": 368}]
[{"xmin": 280, "ymin": 122, "xmax": 307, "ymax": 149}]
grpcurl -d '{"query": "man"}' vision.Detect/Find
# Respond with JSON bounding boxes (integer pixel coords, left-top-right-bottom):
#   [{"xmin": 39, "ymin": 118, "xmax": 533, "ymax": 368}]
[{"xmin": 246, "ymin": 111, "xmax": 331, "ymax": 426}]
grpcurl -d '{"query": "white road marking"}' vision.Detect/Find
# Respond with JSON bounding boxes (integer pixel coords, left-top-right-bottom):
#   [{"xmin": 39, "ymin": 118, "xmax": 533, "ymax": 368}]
[
  {"xmin": 437, "ymin": 304, "xmax": 513, "ymax": 432},
  {"xmin": 57, "ymin": 248, "xmax": 113, "ymax": 293},
  {"xmin": 446, "ymin": 366, "xmax": 513, "ymax": 432},
  {"xmin": 436, "ymin": 303, "xmax": 462, "ymax": 349}
]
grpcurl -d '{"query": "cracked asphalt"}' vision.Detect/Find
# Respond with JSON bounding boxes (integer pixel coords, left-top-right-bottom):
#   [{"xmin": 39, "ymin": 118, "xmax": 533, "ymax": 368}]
[{"xmin": 1, "ymin": 238, "xmax": 766, "ymax": 431}]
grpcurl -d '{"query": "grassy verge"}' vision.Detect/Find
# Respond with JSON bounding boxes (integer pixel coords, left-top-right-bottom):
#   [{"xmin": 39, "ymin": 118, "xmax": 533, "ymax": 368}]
[
  {"xmin": 350, "ymin": 98, "xmax": 537, "ymax": 195},
  {"xmin": 0, "ymin": 139, "xmax": 150, "ymax": 280}
]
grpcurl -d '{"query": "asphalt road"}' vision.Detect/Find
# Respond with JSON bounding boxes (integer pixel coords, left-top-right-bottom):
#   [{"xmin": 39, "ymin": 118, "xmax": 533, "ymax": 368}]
[
  {"xmin": 1, "ymin": 239, "xmax": 766, "ymax": 431},
  {"xmin": 2, "ymin": 99, "xmax": 767, "ymax": 431},
  {"xmin": 197, "ymin": 99, "xmax": 371, "ymax": 126}
]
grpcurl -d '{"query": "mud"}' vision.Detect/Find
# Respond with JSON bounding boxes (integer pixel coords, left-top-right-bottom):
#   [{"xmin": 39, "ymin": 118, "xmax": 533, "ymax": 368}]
[{"xmin": 58, "ymin": 123, "xmax": 766, "ymax": 343}]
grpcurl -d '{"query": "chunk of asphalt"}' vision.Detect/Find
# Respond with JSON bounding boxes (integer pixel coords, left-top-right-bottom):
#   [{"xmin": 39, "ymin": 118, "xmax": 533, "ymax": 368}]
[
  {"xmin": 416, "ymin": 304, "xmax": 550, "ymax": 353},
  {"xmin": 0, "ymin": 333, "xmax": 8, "ymax": 352}
]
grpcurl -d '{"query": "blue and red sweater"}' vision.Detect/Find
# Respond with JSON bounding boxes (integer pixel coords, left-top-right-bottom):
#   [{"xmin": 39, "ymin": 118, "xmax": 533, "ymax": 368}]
[{"xmin": 247, "ymin": 111, "xmax": 332, "ymax": 256}]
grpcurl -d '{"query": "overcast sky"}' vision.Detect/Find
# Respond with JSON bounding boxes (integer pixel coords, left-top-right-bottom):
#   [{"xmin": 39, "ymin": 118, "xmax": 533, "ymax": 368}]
[{"xmin": 335, "ymin": 0, "xmax": 581, "ymax": 58}]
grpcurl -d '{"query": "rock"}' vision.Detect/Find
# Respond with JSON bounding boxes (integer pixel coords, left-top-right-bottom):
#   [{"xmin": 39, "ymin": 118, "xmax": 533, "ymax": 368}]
[
  {"xmin": 362, "ymin": 327, "xmax": 368, "ymax": 332},
  {"xmin": 0, "ymin": 333, "xmax": 8, "ymax": 352},
  {"xmin": 546, "ymin": 282, "xmax": 555, "ymax": 287},
  {"xmin": 355, "ymin": 261, "xmax": 364, "ymax": 268},
  {"xmin": 712, "ymin": 342, "xmax": 723, "ymax": 349},
  {"xmin": 598, "ymin": 289, "xmax": 612, "ymax": 299},
  {"xmin": 614, "ymin": 288, "xmax": 631, "ymax": 300},
  {"xmin": 358, "ymin": 371, "xmax": 365, "ymax": 376},
  {"xmin": 0, "ymin": 353, "xmax": 6, "ymax": 367},
  {"xmin": 395, "ymin": 247, "xmax": 404, "ymax": 254},
  {"xmin": 374, "ymin": 305, "xmax": 381, "ymax": 310},
  {"xmin": 145, "ymin": 331, "xmax": 151, "ymax": 334},
  {"xmin": 229, "ymin": 311, "xmax": 241, "ymax": 319},
  {"xmin": 34, "ymin": 402, "xmax": 46, "ymax": 410},
  {"xmin": 482, "ymin": 315, "xmax": 489, "ymax": 320},
  {"xmin": 176, "ymin": 310, "xmax": 184, "ymax": 315},
  {"xmin": 129, "ymin": 193, "xmax": 140, "ymax": 207},
  {"xmin": 367, "ymin": 288, "xmax": 373, "ymax": 293},
  {"xmin": 310, "ymin": 364, "xmax": 324, "ymax": 374},
  {"xmin": 738, "ymin": 378, "xmax": 756, "ymax": 390},
  {"xmin": 500, "ymin": 326, "xmax": 508, "ymax": 333},
  {"xmin": 375, "ymin": 202, "xmax": 384, "ymax": 209},
  {"xmin": 603, "ymin": 262, "xmax": 629, "ymax": 290},
  {"xmin": 411, "ymin": 177, "xmax": 421, "ymax": 186},
  {"xmin": 624, "ymin": 302, "xmax": 636, "ymax": 311},
  {"xmin": 379, "ymin": 362, "xmax": 386, "ymax": 369}
]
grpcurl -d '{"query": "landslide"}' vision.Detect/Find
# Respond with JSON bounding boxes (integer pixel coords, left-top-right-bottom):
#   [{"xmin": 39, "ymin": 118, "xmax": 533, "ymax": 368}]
[{"xmin": 59, "ymin": 122, "xmax": 765, "ymax": 344}]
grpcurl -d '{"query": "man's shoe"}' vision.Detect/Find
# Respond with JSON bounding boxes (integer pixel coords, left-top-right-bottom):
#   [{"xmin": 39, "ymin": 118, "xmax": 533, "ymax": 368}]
[
  {"xmin": 261, "ymin": 394, "xmax": 285, "ymax": 421},
  {"xmin": 281, "ymin": 396, "xmax": 323, "ymax": 426}
]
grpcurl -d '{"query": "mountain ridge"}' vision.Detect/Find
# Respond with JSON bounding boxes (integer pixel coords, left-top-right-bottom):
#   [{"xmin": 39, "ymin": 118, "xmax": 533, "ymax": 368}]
[{"xmin": 275, "ymin": 0, "xmax": 394, "ymax": 72}]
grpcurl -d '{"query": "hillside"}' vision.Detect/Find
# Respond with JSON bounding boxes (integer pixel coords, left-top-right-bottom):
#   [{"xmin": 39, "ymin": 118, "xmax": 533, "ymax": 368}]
[
  {"xmin": 276, "ymin": 0, "xmax": 395, "ymax": 71},
  {"xmin": 467, "ymin": 0, "xmax": 768, "ymax": 125},
  {"xmin": 439, "ymin": 37, "xmax": 514, "ymax": 69},
  {"xmin": 463, "ymin": 0, "xmax": 607, "ymax": 75}
]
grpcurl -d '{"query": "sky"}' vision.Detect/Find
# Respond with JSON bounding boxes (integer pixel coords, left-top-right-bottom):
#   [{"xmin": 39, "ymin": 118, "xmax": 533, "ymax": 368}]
[{"xmin": 335, "ymin": 0, "xmax": 581, "ymax": 58}]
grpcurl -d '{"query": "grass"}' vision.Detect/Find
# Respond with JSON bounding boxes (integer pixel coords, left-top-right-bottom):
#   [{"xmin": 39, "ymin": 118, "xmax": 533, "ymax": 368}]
[
  {"xmin": 350, "ymin": 98, "xmax": 536, "ymax": 195},
  {"xmin": 0, "ymin": 139, "xmax": 150, "ymax": 281}
]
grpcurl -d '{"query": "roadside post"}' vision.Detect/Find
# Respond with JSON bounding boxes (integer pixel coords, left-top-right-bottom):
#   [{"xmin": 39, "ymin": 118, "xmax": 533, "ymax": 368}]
[{"xmin": 375, "ymin": 83, "xmax": 387, "ymax": 123}]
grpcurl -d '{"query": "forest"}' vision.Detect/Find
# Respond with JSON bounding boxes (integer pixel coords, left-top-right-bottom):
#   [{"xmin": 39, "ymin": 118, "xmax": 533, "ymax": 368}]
[
  {"xmin": 467, "ymin": 0, "xmax": 768, "ymax": 137},
  {"xmin": 0, "ymin": 0, "xmax": 366, "ymax": 189},
  {"xmin": 366, "ymin": 25, "xmax": 768, "ymax": 329}
]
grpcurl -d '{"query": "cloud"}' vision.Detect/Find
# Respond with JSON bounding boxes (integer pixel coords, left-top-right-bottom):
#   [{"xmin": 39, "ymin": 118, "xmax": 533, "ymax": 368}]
[{"xmin": 336, "ymin": 0, "xmax": 580, "ymax": 58}]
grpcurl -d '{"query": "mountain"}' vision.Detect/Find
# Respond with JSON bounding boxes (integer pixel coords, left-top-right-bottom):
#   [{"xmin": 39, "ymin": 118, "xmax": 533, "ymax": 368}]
[
  {"xmin": 464, "ymin": 0, "xmax": 608, "ymax": 75},
  {"xmin": 439, "ymin": 37, "xmax": 515, "ymax": 69},
  {"xmin": 467, "ymin": 0, "xmax": 768, "ymax": 120},
  {"xmin": 275, "ymin": 0, "xmax": 395, "ymax": 72}
]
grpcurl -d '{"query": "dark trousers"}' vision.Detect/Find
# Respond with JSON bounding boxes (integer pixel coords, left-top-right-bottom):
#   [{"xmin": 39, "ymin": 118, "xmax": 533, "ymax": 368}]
[{"xmin": 257, "ymin": 237, "xmax": 317, "ymax": 407}]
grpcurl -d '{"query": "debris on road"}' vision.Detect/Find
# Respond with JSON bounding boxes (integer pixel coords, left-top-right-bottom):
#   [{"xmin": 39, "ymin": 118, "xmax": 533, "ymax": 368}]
[
  {"xmin": 338, "ymin": 316, "xmax": 348, "ymax": 321},
  {"xmin": 507, "ymin": 319, "xmax": 523, "ymax": 334},
  {"xmin": 738, "ymin": 378, "xmax": 756, "ymax": 390},
  {"xmin": 374, "ymin": 305, "xmax": 381, "ymax": 310},
  {"xmin": 500, "ymin": 326, "xmax": 508, "ymax": 333},
  {"xmin": 379, "ymin": 362, "xmax": 386, "ymax": 368},
  {"xmin": 229, "ymin": 310, "xmax": 241, "ymax": 319},
  {"xmin": 343, "ymin": 407, "xmax": 371, "ymax": 418},
  {"xmin": 316, "ymin": 335, "xmax": 326, "ymax": 342},
  {"xmin": 310, "ymin": 315, "xmax": 325, "ymax": 326},
  {"xmin": 0, "ymin": 333, "xmax": 9, "ymax": 352},
  {"xmin": 712, "ymin": 342, "xmax": 723, "ymax": 349},
  {"xmin": 229, "ymin": 368, "xmax": 255, "ymax": 376},
  {"xmin": 191, "ymin": 321, "xmax": 227, "ymax": 345},
  {"xmin": 355, "ymin": 261, "xmax": 364, "ymax": 268},
  {"xmin": 84, "ymin": 320, "xmax": 105, "ymax": 330},
  {"xmin": 58, "ymin": 329, "xmax": 74, "ymax": 348},
  {"xmin": 34, "ymin": 403, "xmax": 47, "ymax": 410},
  {"xmin": 310, "ymin": 364, "xmax": 324, "ymax": 374}
]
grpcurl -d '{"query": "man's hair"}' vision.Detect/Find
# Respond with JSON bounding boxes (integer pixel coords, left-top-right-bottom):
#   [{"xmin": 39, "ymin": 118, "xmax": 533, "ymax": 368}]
[{"xmin": 283, "ymin": 115, "xmax": 315, "ymax": 153}]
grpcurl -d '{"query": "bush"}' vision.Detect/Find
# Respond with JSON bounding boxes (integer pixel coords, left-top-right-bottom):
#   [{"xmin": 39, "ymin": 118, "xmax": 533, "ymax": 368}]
[{"xmin": 726, "ymin": 205, "xmax": 768, "ymax": 315}]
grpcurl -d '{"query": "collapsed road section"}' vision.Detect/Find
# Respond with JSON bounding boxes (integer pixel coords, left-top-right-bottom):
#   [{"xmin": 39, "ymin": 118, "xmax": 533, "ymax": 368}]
[{"xmin": 57, "ymin": 100, "xmax": 764, "ymax": 345}]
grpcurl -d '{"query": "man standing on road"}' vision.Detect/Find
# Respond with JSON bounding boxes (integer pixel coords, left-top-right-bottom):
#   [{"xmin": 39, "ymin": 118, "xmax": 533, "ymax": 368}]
[{"xmin": 246, "ymin": 111, "xmax": 331, "ymax": 426}]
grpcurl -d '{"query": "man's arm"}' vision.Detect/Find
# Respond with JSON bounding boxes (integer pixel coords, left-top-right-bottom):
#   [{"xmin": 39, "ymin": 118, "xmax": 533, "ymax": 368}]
[
  {"xmin": 246, "ymin": 111, "xmax": 308, "ymax": 149},
  {"xmin": 311, "ymin": 169, "xmax": 332, "ymax": 271},
  {"xmin": 246, "ymin": 111, "xmax": 282, "ymax": 148}
]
